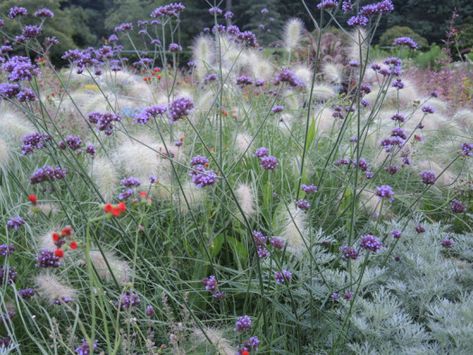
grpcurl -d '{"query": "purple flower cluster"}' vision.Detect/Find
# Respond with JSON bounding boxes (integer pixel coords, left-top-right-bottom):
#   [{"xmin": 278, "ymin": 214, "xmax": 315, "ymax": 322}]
[
  {"xmin": 235, "ymin": 315, "xmax": 252, "ymax": 332},
  {"xmin": 30, "ymin": 165, "xmax": 67, "ymax": 184},
  {"xmin": 145, "ymin": 304, "xmax": 155, "ymax": 317},
  {"xmin": 461, "ymin": 143, "xmax": 473, "ymax": 157},
  {"xmin": 441, "ymin": 238, "xmax": 454, "ymax": 249},
  {"xmin": 301, "ymin": 184, "xmax": 318, "ymax": 194},
  {"xmin": 86, "ymin": 144, "xmax": 96, "ymax": 157},
  {"xmin": 342, "ymin": 1, "xmax": 353, "ymax": 13},
  {"xmin": 168, "ymin": 97, "xmax": 194, "ymax": 122},
  {"xmin": 296, "ymin": 199, "xmax": 311, "ymax": 211},
  {"xmin": 6, "ymin": 216, "xmax": 25, "ymax": 231},
  {"xmin": 243, "ymin": 336, "xmax": 260, "ymax": 351},
  {"xmin": 255, "ymin": 147, "xmax": 269, "ymax": 158},
  {"xmin": 75, "ymin": 339, "xmax": 98, "ymax": 355},
  {"xmin": 203, "ymin": 73, "xmax": 217, "ymax": 84},
  {"xmin": 21, "ymin": 133, "xmax": 51, "ymax": 155},
  {"xmin": 274, "ymin": 269, "xmax": 292, "ymax": 284},
  {"xmin": 347, "ymin": 15, "xmax": 369, "ymax": 27},
  {"xmin": 190, "ymin": 157, "xmax": 217, "ymax": 188},
  {"xmin": 450, "ymin": 199, "xmax": 465, "ymax": 213},
  {"xmin": 360, "ymin": 234, "xmax": 383, "ymax": 252},
  {"xmin": 151, "ymin": 3, "xmax": 185, "ymax": 18},
  {"xmin": 274, "ymin": 68, "xmax": 303, "ymax": 87},
  {"xmin": 0, "ymin": 266, "xmax": 16, "ymax": 285},
  {"xmin": 317, "ymin": 0, "xmax": 338, "ymax": 10},
  {"xmin": 34, "ymin": 8, "xmax": 54, "ymax": 18},
  {"xmin": 8, "ymin": 6, "xmax": 28, "ymax": 19},
  {"xmin": 260, "ymin": 155, "xmax": 279, "ymax": 170},
  {"xmin": 53, "ymin": 296, "xmax": 74, "ymax": 305},
  {"xmin": 22, "ymin": 25, "xmax": 42, "ymax": 39},
  {"xmin": 17, "ymin": 88, "xmax": 36, "ymax": 102},
  {"xmin": 120, "ymin": 177, "xmax": 141, "ymax": 187},
  {"xmin": 202, "ymin": 275, "xmax": 224, "ymax": 299},
  {"xmin": 376, "ymin": 185, "xmax": 394, "ymax": 200},
  {"xmin": 0, "ymin": 83, "xmax": 20, "ymax": 99},
  {"xmin": 391, "ymin": 113, "xmax": 406, "ymax": 123},
  {"xmin": 360, "ymin": 0, "xmax": 394, "ymax": 16},
  {"xmin": 114, "ymin": 22, "xmax": 133, "ymax": 33},
  {"xmin": 134, "ymin": 104, "xmax": 167, "ymax": 124},
  {"xmin": 59, "ymin": 135, "xmax": 82, "ymax": 151},
  {"xmin": 168, "ymin": 43, "xmax": 182, "ymax": 52},
  {"xmin": 0, "ymin": 244, "xmax": 15, "ymax": 256},
  {"xmin": 393, "ymin": 37, "xmax": 418, "ymax": 49},
  {"xmin": 2, "ymin": 56, "xmax": 40, "ymax": 82},
  {"xmin": 117, "ymin": 291, "xmax": 141, "ymax": 310},
  {"xmin": 191, "ymin": 155, "xmax": 209, "ymax": 166},
  {"xmin": 236, "ymin": 75, "xmax": 253, "ymax": 87},
  {"xmin": 62, "ymin": 47, "xmax": 120, "ymax": 75},
  {"xmin": 272, "ymin": 105, "xmax": 284, "ymax": 113},
  {"xmin": 420, "ymin": 170, "xmax": 436, "ymax": 185},
  {"xmin": 209, "ymin": 7, "xmax": 222, "ymax": 15},
  {"xmin": 421, "ymin": 105, "xmax": 435, "ymax": 114},
  {"xmin": 340, "ymin": 245, "xmax": 359, "ymax": 260},
  {"xmin": 270, "ymin": 237, "xmax": 285, "ymax": 250},
  {"xmin": 391, "ymin": 230, "xmax": 401, "ymax": 239},
  {"xmin": 18, "ymin": 288, "xmax": 35, "ymax": 299},
  {"xmin": 36, "ymin": 249, "xmax": 61, "ymax": 268},
  {"xmin": 87, "ymin": 111, "xmax": 121, "ymax": 135}
]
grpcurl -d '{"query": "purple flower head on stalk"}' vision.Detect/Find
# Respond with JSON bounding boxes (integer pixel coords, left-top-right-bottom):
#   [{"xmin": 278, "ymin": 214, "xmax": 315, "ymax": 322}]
[
  {"xmin": 252, "ymin": 230, "xmax": 267, "ymax": 246},
  {"xmin": 296, "ymin": 199, "xmax": 311, "ymax": 211},
  {"xmin": 17, "ymin": 88, "xmax": 36, "ymax": 102},
  {"xmin": 416, "ymin": 224, "xmax": 425, "ymax": 233},
  {"xmin": 149, "ymin": 175, "xmax": 158, "ymax": 184},
  {"xmin": 385, "ymin": 165, "xmax": 399, "ymax": 175},
  {"xmin": 0, "ymin": 266, "xmax": 16, "ymax": 285},
  {"xmin": 0, "ymin": 244, "xmax": 14, "ymax": 256},
  {"xmin": 213, "ymin": 290, "xmax": 225, "ymax": 300},
  {"xmin": 255, "ymin": 147, "xmax": 269, "ymax": 158},
  {"xmin": 331, "ymin": 292, "xmax": 340, "ymax": 301},
  {"xmin": 420, "ymin": 170, "xmax": 436, "ymax": 185},
  {"xmin": 134, "ymin": 104, "xmax": 167, "ymax": 124},
  {"xmin": 21, "ymin": 133, "xmax": 50, "ymax": 155},
  {"xmin": 86, "ymin": 144, "xmax": 96, "ymax": 157},
  {"xmin": 274, "ymin": 68, "xmax": 303, "ymax": 87},
  {"xmin": 191, "ymin": 166, "xmax": 217, "ymax": 188},
  {"xmin": 209, "ymin": 7, "xmax": 222, "ymax": 15},
  {"xmin": 202, "ymin": 275, "xmax": 218, "ymax": 292},
  {"xmin": 451, "ymin": 199, "xmax": 465, "ymax": 213},
  {"xmin": 376, "ymin": 185, "xmax": 394, "ymax": 200},
  {"xmin": 261, "ymin": 8, "xmax": 269, "ymax": 15},
  {"xmin": 343, "ymin": 290, "xmax": 353, "ymax": 301},
  {"xmin": 114, "ymin": 22, "xmax": 133, "ymax": 33},
  {"xmin": 441, "ymin": 238, "xmax": 454, "ymax": 249},
  {"xmin": 204, "ymin": 73, "xmax": 217, "ymax": 84},
  {"xmin": 224, "ymin": 11, "xmax": 234, "ymax": 19},
  {"xmin": 120, "ymin": 177, "xmax": 141, "ymax": 187},
  {"xmin": 8, "ymin": 6, "xmax": 28, "ymax": 19},
  {"xmin": 317, "ymin": 0, "xmax": 338, "ymax": 10},
  {"xmin": 108, "ymin": 34, "xmax": 119, "ymax": 42},
  {"xmin": 340, "ymin": 245, "xmax": 359, "ymax": 260},
  {"xmin": 257, "ymin": 245, "xmax": 270, "ymax": 259},
  {"xmin": 87, "ymin": 112, "xmax": 121, "ymax": 135},
  {"xmin": 260, "ymin": 155, "xmax": 278, "ymax": 170},
  {"xmin": 53, "ymin": 296, "xmax": 74, "ymax": 305},
  {"xmin": 168, "ymin": 97, "xmax": 194, "ymax": 122},
  {"xmin": 18, "ymin": 288, "xmax": 35, "ymax": 299},
  {"xmin": 366, "ymin": 171, "xmax": 374, "ymax": 179},
  {"xmin": 422, "ymin": 105, "xmax": 435, "ymax": 114},
  {"xmin": 391, "ymin": 113, "xmax": 406, "ymax": 122},
  {"xmin": 342, "ymin": 1, "xmax": 353, "ymax": 13},
  {"xmin": 2, "ymin": 56, "xmax": 40, "ymax": 82},
  {"xmin": 22, "ymin": 25, "xmax": 42, "ymax": 39},
  {"xmin": 235, "ymin": 315, "xmax": 252, "ymax": 332},
  {"xmin": 391, "ymin": 127, "xmax": 407, "ymax": 139},
  {"xmin": 145, "ymin": 304, "xmax": 155, "ymax": 317},
  {"xmin": 274, "ymin": 269, "xmax": 292, "ymax": 284},
  {"xmin": 191, "ymin": 155, "xmax": 209, "ymax": 167},
  {"xmin": 117, "ymin": 291, "xmax": 141, "ymax": 310},
  {"xmin": 349, "ymin": 60, "xmax": 360, "ymax": 68},
  {"xmin": 75, "ymin": 339, "xmax": 98, "ymax": 355},
  {"xmin": 392, "ymin": 79, "xmax": 404, "ymax": 90},
  {"xmin": 360, "ymin": 234, "xmax": 383, "ymax": 252},
  {"xmin": 461, "ymin": 143, "xmax": 473, "ymax": 157},
  {"xmin": 270, "ymin": 237, "xmax": 285, "ymax": 250},
  {"xmin": 347, "ymin": 15, "xmax": 369, "ymax": 27},
  {"xmin": 393, "ymin": 36, "xmax": 418, "ymax": 49},
  {"xmin": 236, "ymin": 75, "xmax": 253, "ymax": 87},
  {"xmin": 0, "ymin": 19, "xmax": 4, "ymax": 28},
  {"xmin": 301, "ymin": 184, "xmax": 318, "ymax": 194},
  {"xmin": 0, "ymin": 83, "xmax": 20, "ymax": 99},
  {"xmin": 168, "ymin": 43, "xmax": 182, "ymax": 52},
  {"xmin": 36, "ymin": 250, "xmax": 61, "ymax": 268},
  {"xmin": 255, "ymin": 79, "xmax": 265, "ymax": 87},
  {"xmin": 360, "ymin": 0, "xmax": 394, "ymax": 16},
  {"xmin": 356, "ymin": 158, "xmax": 369, "ymax": 171},
  {"xmin": 118, "ymin": 189, "xmax": 134, "ymax": 201},
  {"xmin": 245, "ymin": 336, "xmax": 260, "ymax": 350},
  {"xmin": 34, "ymin": 8, "xmax": 54, "ymax": 18},
  {"xmin": 151, "ymin": 3, "xmax": 185, "ymax": 18},
  {"xmin": 391, "ymin": 230, "xmax": 401, "ymax": 239},
  {"xmin": 237, "ymin": 31, "xmax": 258, "ymax": 47},
  {"xmin": 272, "ymin": 105, "xmax": 284, "ymax": 113},
  {"xmin": 7, "ymin": 216, "xmax": 25, "ymax": 231},
  {"xmin": 30, "ymin": 165, "xmax": 67, "ymax": 184},
  {"xmin": 59, "ymin": 135, "xmax": 82, "ymax": 151}
]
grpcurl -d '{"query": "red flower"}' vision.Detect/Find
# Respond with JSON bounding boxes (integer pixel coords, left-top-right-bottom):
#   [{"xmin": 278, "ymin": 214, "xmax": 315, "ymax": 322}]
[
  {"xmin": 54, "ymin": 249, "xmax": 64, "ymax": 258},
  {"xmin": 105, "ymin": 202, "xmax": 126, "ymax": 217},
  {"xmin": 61, "ymin": 226, "xmax": 73, "ymax": 236},
  {"xmin": 28, "ymin": 194, "xmax": 38, "ymax": 205},
  {"xmin": 70, "ymin": 241, "xmax": 78, "ymax": 250},
  {"xmin": 52, "ymin": 232, "xmax": 60, "ymax": 242},
  {"xmin": 104, "ymin": 203, "xmax": 113, "ymax": 213},
  {"xmin": 117, "ymin": 202, "xmax": 126, "ymax": 212}
]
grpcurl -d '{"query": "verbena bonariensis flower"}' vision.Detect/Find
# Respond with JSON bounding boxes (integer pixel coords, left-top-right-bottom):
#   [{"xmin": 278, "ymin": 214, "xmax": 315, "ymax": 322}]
[
  {"xmin": 145, "ymin": 304, "xmax": 155, "ymax": 317},
  {"xmin": 168, "ymin": 43, "xmax": 182, "ymax": 52},
  {"xmin": 245, "ymin": 336, "xmax": 260, "ymax": 350},
  {"xmin": 8, "ymin": 6, "xmax": 28, "ymax": 19},
  {"xmin": 360, "ymin": 234, "xmax": 383, "ymax": 252},
  {"xmin": 17, "ymin": 88, "xmax": 36, "ymax": 102},
  {"xmin": 2, "ymin": 56, "xmax": 40, "ymax": 82},
  {"xmin": 451, "ymin": 199, "xmax": 465, "ymax": 213},
  {"xmin": 203, "ymin": 73, "xmax": 217, "ymax": 84},
  {"xmin": 34, "ymin": 8, "xmax": 54, "ymax": 18},
  {"xmin": 343, "ymin": 290, "xmax": 353, "ymax": 301},
  {"xmin": 134, "ymin": 104, "xmax": 167, "ymax": 124},
  {"xmin": 420, "ymin": 170, "xmax": 436, "ymax": 185},
  {"xmin": 7, "ymin": 216, "xmax": 25, "ymax": 231},
  {"xmin": 260, "ymin": 155, "xmax": 278, "ymax": 170},
  {"xmin": 30, "ymin": 165, "xmax": 67, "ymax": 184},
  {"xmin": 114, "ymin": 22, "xmax": 133, "ymax": 33},
  {"xmin": 18, "ymin": 288, "xmax": 35, "ymax": 299},
  {"xmin": 236, "ymin": 75, "xmax": 253, "ymax": 87},
  {"xmin": 117, "ymin": 291, "xmax": 141, "ymax": 310},
  {"xmin": 0, "ymin": 266, "xmax": 16, "ymax": 285},
  {"xmin": 203, "ymin": 275, "xmax": 218, "ymax": 292},
  {"xmin": 342, "ymin": 0, "xmax": 353, "ymax": 13},
  {"xmin": 272, "ymin": 105, "xmax": 284, "ymax": 113},
  {"xmin": 120, "ymin": 177, "xmax": 141, "ymax": 187},
  {"xmin": 257, "ymin": 246, "xmax": 270, "ymax": 258},
  {"xmin": 317, "ymin": 0, "xmax": 338, "ymax": 10},
  {"xmin": 151, "ymin": 3, "xmax": 185, "ymax": 18},
  {"xmin": 392, "ymin": 79, "xmax": 404, "ymax": 89},
  {"xmin": 360, "ymin": 0, "xmax": 394, "ymax": 16},
  {"xmin": 118, "ymin": 189, "xmax": 134, "ymax": 201},
  {"xmin": 191, "ymin": 156, "xmax": 209, "ymax": 166},
  {"xmin": 235, "ymin": 315, "xmax": 252, "ymax": 332},
  {"xmin": 391, "ymin": 113, "xmax": 406, "ymax": 122},
  {"xmin": 22, "ymin": 25, "xmax": 42, "ymax": 39},
  {"xmin": 21, "ymin": 132, "xmax": 51, "ymax": 155},
  {"xmin": 75, "ymin": 339, "xmax": 97, "ymax": 355},
  {"xmin": 190, "ymin": 165, "xmax": 217, "ymax": 188},
  {"xmin": 224, "ymin": 11, "xmax": 234, "ymax": 19},
  {"xmin": 461, "ymin": 143, "xmax": 473, "ymax": 157},
  {"xmin": 36, "ymin": 249, "xmax": 61, "ymax": 268},
  {"xmin": 393, "ymin": 36, "xmax": 418, "ymax": 49},
  {"xmin": 209, "ymin": 7, "xmax": 222, "ymax": 15},
  {"xmin": 255, "ymin": 147, "xmax": 269, "ymax": 158},
  {"xmin": 301, "ymin": 184, "xmax": 318, "ymax": 194},
  {"xmin": 296, "ymin": 199, "xmax": 311, "ymax": 211},
  {"xmin": 376, "ymin": 185, "xmax": 394, "ymax": 200},
  {"xmin": 270, "ymin": 237, "xmax": 285, "ymax": 250},
  {"xmin": 0, "ymin": 83, "xmax": 20, "ymax": 99},
  {"xmin": 274, "ymin": 269, "xmax": 292, "ymax": 284},
  {"xmin": 168, "ymin": 97, "xmax": 194, "ymax": 122},
  {"xmin": 421, "ymin": 105, "xmax": 435, "ymax": 114},
  {"xmin": 274, "ymin": 68, "xmax": 303, "ymax": 87},
  {"xmin": 0, "ymin": 244, "xmax": 15, "ymax": 256},
  {"xmin": 53, "ymin": 296, "xmax": 74, "ymax": 305},
  {"xmin": 347, "ymin": 15, "xmax": 368, "ymax": 27},
  {"xmin": 391, "ymin": 230, "xmax": 401, "ymax": 239},
  {"xmin": 236, "ymin": 30, "xmax": 258, "ymax": 47},
  {"xmin": 86, "ymin": 144, "xmax": 96, "ymax": 157},
  {"xmin": 441, "ymin": 238, "xmax": 454, "ymax": 248},
  {"xmin": 252, "ymin": 230, "xmax": 267, "ymax": 246},
  {"xmin": 340, "ymin": 245, "xmax": 359, "ymax": 260},
  {"xmin": 87, "ymin": 112, "xmax": 121, "ymax": 135},
  {"xmin": 58, "ymin": 135, "xmax": 82, "ymax": 151},
  {"xmin": 415, "ymin": 224, "xmax": 425, "ymax": 233}
]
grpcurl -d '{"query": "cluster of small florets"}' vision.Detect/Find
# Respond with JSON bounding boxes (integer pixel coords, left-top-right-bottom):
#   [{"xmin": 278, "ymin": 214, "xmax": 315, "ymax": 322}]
[
  {"xmin": 114, "ymin": 22, "xmax": 133, "ymax": 33},
  {"xmin": 255, "ymin": 147, "xmax": 279, "ymax": 170},
  {"xmin": 274, "ymin": 68, "xmax": 304, "ymax": 87},
  {"xmin": 134, "ymin": 104, "xmax": 167, "ymax": 124},
  {"xmin": 30, "ymin": 165, "xmax": 67, "ymax": 184},
  {"xmin": 150, "ymin": 3, "xmax": 185, "ymax": 18},
  {"xmin": 274, "ymin": 269, "xmax": 292, "ymax": 284},
  {"xmin": 118, "ymin": 177, "xmax": 142, "ymax": 200},
  {"xmin": 21, "ymin": 25, "xmax": 42, "ymax": 40},
  {"xmin": 360, "ymin": 0, "xmax": 394, "ymax": 16},
  {"xmin": 1, "ymin": 56, "xmax": 40, "ymax": 82},
  {"xmin": 36, "ymin": 249, "xmax": 61, "ymax": 268},
  {"xmin": 420, "ymin": 170, "xmax": 436, "ymax": 185},
  {"xmin": 168, "ymin": 97, "xmax": 194, "ymax": 122},
  {"xmin": 236, "ymin": 75, "xmax": 253, "ymax": 87},
  {"xmin": 58, "ymin": 135, "xmax": 82, "ymax": 151},
  {"xmin": 393, "ymin": 36, "xmax": 418, "ymax": 49},
  {"xmin": 235, "ymin": 315, "xmax": 252, "ymax": 332},
  {"xmin": 21, "ymin": 133, "xmax": 51, "ymax": 155},
  {"xmin": 75, "ymin": 339, "xmax": 98, "ymax": 355},
  {"xmin": 296, "ymin": 199, "xmax": 311, "ymax": 211},
  {"xmin": 34, "ymin": 8, "xmax": 54, "ymax": 18},
  {"xmin": 87, "ymin": 111, "xmax": 121, "ymax": 135},
  {"xmin": 189, "ymin": 156, "xmax": 217, "ymax": 188},
  {"xmin": 421, "ymin": 105, "xmax": 435, "ymax": 114},
  {"xmin": 117, "ymin": 291, "xmax": 141, "ymax": 310},
  {"xmin": 18, "ymin": 288, "xmax": 35, "ymax": 299},
  {"xmin": 342, "ymin": 1, "xmax": 353, "ymax": 13},
  {"xmin": 202, "ymin": 275, "xmax": 225, "ymax": 300},
  {"xmin": 347, "ymin": 15, "xmax": 369, "ymax": 27},
  {"xmin": 7, "ymin": 216, "xmax": 25, "ymax": 231},
  {"xmin": 461, "ymin": 143, "xmax": 473, "ymax": 157},
  {"xmin": 317, "ymin": 0, "xmax": 338, "ymax": 10},
  {"xmin": 376, "ymin": 185, "xmax": 395, "ymax": 200},
  {"xmin": 8, "ymin": 6, "xmax": 28, "ymax": 19},
  {"xmin": 450, "ymin": 199, "xmax": 465, "ymax": 214},
  {"xmin": 168, "ymin": 43, "xmax": 182, "ymax": 52},
  {"xmin": 0, "ymin": 266, "xmax": 17, "ymax": 285},
  {"xmin": 301, "ymin": 184, "xmax": 318, "ymax": 194},
  {"xmin": 360, "ymin": 234, "xmax": 383, "ymax": 252},
  {"xmin": 62, "ymin": 46, "xmax": 121, "ymax": 75},
  {"xmin": 340, "ymin": 245, "xmax": 359, "ymax": 260},
  {"xmin": 0, "ymin": 244, "xmax": 15, "ymax": 256}
]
